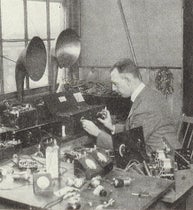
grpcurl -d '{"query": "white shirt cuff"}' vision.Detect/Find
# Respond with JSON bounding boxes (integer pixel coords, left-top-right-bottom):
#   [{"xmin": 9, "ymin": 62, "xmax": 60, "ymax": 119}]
[{"xmin": 111, "ymin": 125, "xmax": 115, "ymax": 135}]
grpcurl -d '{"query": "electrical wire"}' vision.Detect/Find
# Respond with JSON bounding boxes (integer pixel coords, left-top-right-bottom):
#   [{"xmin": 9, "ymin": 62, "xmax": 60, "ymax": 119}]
[
  {"xmin": 158, "ymin": 167, "xmax": 164, "ymax": 177},
  {"xmin": 124, "ymin": 159, "xmax": 142, "ymax": 173},
  {"xmin": 42, "ymin": 195, "xmax": 64, "ymax": 209},
  {"xmin": 175, "ymin": 150, "xmax": 190, "ymax": 165}
]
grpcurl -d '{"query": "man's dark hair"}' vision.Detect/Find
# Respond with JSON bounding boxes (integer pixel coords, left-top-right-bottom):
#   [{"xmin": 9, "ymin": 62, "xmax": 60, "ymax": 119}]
[{"xmin": 111, "ymin": 58, "xmax": 141, "ymax": 78}]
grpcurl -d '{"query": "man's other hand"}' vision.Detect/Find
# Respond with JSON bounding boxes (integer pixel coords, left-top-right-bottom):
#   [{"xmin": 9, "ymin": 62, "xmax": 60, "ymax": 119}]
[
  {"xmin": 81, "ymin": 119, "xmax": 101, "ymax": 137},
  {"xmin": 97, "ymin": 109, "xmax": 114, "ymax": 132}
]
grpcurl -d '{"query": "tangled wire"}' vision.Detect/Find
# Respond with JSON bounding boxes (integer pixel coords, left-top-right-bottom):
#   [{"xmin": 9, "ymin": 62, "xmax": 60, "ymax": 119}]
[{"xmin": 64, "ymin": 80, "xmax": 118, "ymax": 96}]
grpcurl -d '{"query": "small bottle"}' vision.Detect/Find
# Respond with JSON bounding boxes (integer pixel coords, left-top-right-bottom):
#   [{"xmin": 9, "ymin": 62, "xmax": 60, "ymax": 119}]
[{"xmin": 46, "ymin": 139, "xmax": 59, "ymax": 179}]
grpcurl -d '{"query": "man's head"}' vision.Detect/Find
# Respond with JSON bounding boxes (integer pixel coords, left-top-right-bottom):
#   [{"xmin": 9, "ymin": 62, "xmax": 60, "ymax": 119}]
[{"xmin": 110, "ymin": 58, "xmax": 142, "ymax": 98}]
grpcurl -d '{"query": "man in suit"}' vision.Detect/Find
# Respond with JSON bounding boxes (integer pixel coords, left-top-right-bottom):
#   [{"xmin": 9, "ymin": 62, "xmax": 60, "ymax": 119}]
[{"xmin": 81, "ymin": 58, "xmax": 181, "ymax": 154}]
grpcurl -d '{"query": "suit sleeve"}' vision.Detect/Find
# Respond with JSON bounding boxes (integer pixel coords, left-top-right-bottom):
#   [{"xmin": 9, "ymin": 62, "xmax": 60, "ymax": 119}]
[
  {"xmin": 96, "ymin": 123, "xmax": 125, "ymax": 149},
  {"xmin": 114, "ymin": 123, "xmax": 125, "ymax": 133},
  {"xmin": 96, "ymin": 130, "xmax": 113, "ymax": 149},
  {"xmin": 130, "ymin": 108, "xmax": 181, "ymax": 151},
  {"xmin": 131, "ymin": 111, "xmax": 160, "ymax": 141}
]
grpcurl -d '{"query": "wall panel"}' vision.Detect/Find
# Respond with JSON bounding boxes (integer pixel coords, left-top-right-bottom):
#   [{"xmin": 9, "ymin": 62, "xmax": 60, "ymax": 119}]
[{"xmin": 80, "ymin": 0, "xmax": 183, "ymax": 67}]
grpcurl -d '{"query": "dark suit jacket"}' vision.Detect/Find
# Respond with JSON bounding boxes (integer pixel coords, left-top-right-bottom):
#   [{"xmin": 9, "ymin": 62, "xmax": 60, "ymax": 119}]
[{"xmin": 96, "ymin": 86, "xmax": 181, "ymax": 154}]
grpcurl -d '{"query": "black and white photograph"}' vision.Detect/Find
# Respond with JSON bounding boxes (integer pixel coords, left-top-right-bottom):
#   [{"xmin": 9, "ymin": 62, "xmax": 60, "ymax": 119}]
[{"xmin": 0, "ymin": 0, "xmax": 192, "ymax": 209}]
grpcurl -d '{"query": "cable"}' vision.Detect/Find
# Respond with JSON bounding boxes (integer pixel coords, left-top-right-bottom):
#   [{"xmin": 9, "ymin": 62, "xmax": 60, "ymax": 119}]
[
  {"xmin": 124, "ymin": 160, "xmax": 145, "ymax": 175},
  {"xmin": 124, "ymin": 159, "xmax": 140, "ymax": 171},
  {"xmin": 43, "ymin": 195, "xmax": 63, "ymax": 209},
  {"xmin": 158, "ymin": 167, "xmax": 164, "ymax": 177},
  {"xmin": 175, "ymin": 150, "xmax": 190, "ymax": 165},
  {"xmin": 117, "ymin": 0, "xmax": 138, "ymax": 65}
]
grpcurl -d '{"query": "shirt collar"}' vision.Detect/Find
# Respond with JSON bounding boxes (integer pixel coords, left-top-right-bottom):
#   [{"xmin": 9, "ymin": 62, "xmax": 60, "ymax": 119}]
[{"xmin": 131, "ymin": 82, "xmax": 145, "ymax": 102}]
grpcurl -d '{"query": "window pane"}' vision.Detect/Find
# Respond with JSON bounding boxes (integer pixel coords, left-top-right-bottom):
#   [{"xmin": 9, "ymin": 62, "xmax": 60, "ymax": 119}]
[
  {"xmin": 50, "ymin": 2, "xmax": 63, "ymax": 39},
  {"xmin": 3, "ymin": 42, "xmax": 25, "ymax": 93},
  {"xmin": 1, "ymin": 0, "xmax": 24, "ymax": 39},
  {"xmin": 29, "ymin": 41, "xmax": 48, "ymax": 88},
  {"xmin": 28, "ymin": 1, "xmax": 47, "ymax": 38},
  {"xmin": 51, "ymin": 40, "xmax": 55, "ymax": 50}
]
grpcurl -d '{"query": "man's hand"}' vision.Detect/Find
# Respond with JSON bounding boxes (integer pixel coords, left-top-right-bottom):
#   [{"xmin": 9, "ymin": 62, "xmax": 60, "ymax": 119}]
[
  {"xmin": 97, "ymin": 108, "xmax": 114, "ymax": 132},
  {"xmin": 81, "ymin": 119, "xmax": 101, "ymax": 137}
]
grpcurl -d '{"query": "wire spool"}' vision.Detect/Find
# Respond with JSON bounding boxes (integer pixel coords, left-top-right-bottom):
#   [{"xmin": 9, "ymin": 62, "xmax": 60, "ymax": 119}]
[
  {"xmin": 15, "ymin": 36, "xmax": 47, "ymax": 102},
  {"xmin": 93, "ymin": 185, "xmax": 107, "ymax": 197},
  {"xmin": 113, "ymin": 178, "xmax": 132, "ymax": 188}
]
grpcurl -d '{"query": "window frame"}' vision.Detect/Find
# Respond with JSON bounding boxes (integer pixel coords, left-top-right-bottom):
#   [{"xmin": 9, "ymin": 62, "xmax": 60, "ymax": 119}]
[{"xmin": 0, "ymin": 0, "xmax": 64, "ymax": 100}]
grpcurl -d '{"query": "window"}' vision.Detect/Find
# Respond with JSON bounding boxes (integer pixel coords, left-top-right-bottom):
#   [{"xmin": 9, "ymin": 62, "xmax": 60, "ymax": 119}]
[{"xmin": 0, "ymin": 0, "xmax": 64, "ymax": 94}]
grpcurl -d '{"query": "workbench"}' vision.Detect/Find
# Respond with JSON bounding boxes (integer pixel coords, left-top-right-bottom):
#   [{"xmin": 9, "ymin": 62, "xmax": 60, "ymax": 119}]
[
  {"xmin": 0, "ymin": 162, "xmax": 173, "ymax": 210},
  {"xmin": 0, "ymin": 135, "xmax": 174, "ymax": 210},
  {"xmin": 159, "ymin": 169, "xmax": 193, "ymax": 210},
  {"xmin": 0, "ymin": 135, "xmax": 192, "ymax": 210}
]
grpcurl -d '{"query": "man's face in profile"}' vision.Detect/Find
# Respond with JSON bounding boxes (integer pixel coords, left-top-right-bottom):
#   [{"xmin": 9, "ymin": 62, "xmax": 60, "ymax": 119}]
[{"xmin": 110, "ymin": 68, "xmax": 132, "ymax": 98}]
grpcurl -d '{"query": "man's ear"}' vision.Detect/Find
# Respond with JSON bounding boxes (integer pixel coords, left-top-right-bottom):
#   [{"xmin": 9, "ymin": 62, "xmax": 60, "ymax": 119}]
[{"xmin": 122, "ymin": 73, "xmax": 132, "ymax": 84}]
